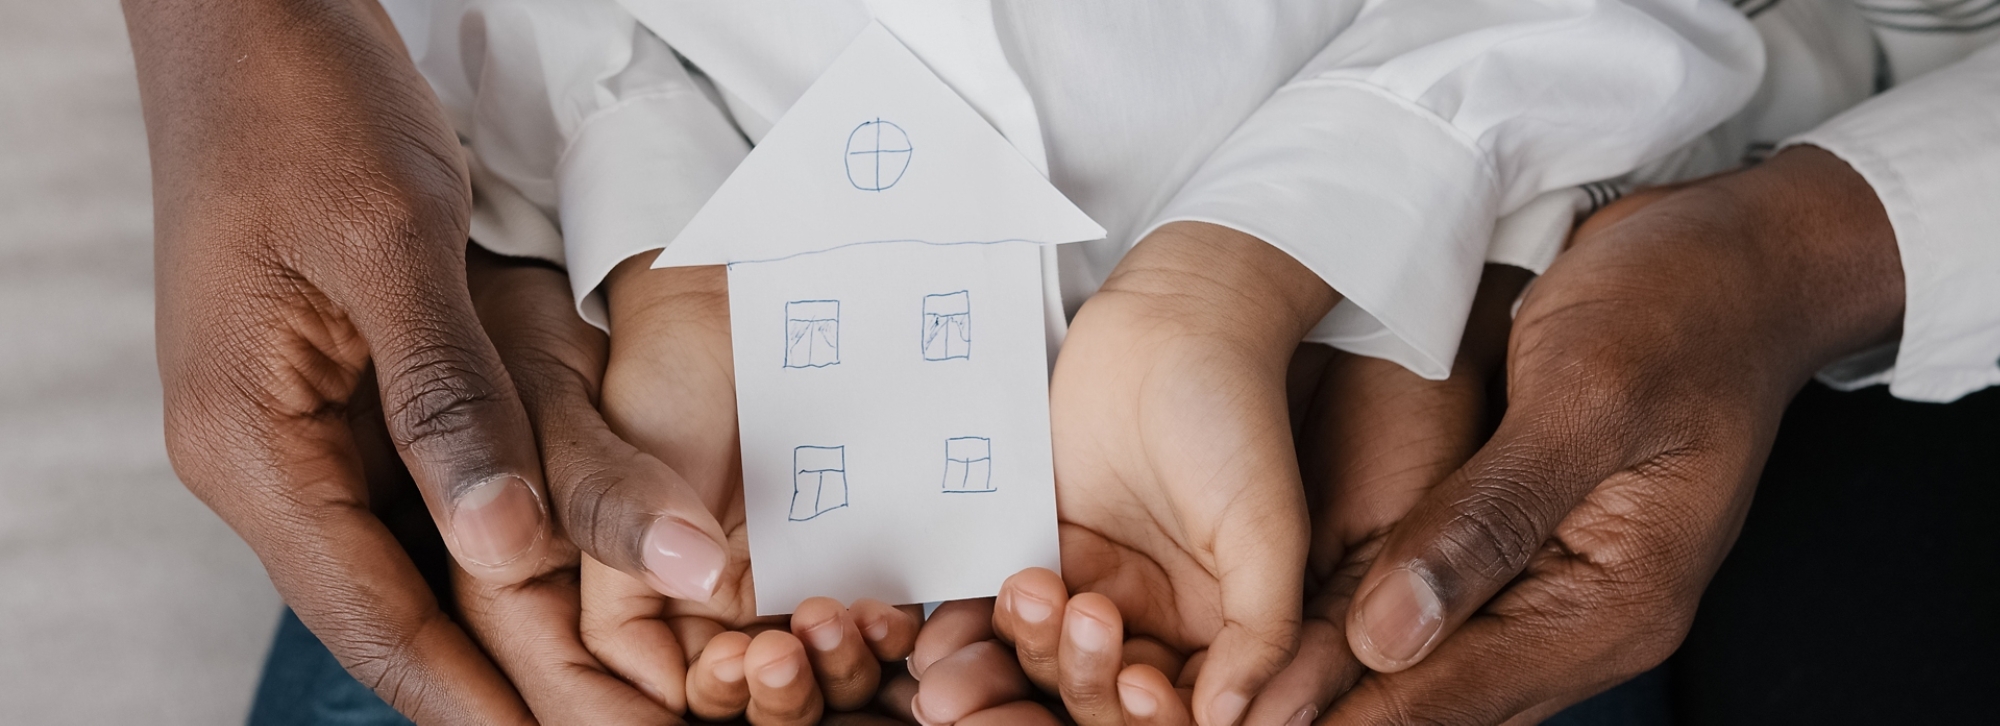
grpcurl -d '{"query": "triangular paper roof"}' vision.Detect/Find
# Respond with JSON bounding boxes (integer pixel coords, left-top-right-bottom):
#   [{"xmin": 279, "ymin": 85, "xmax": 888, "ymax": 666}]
[{"xmin": 658, "ymin": 21, "xmax": 1104, "ymax": 267}]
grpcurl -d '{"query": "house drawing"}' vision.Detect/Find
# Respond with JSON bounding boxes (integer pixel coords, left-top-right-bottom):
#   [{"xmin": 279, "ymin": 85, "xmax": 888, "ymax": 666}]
[
  {"xmin": 656, "ymin": 21, "xmax": 1102, "ymax": 614},
  {"xmin": 790, "ymin": 445, "xmax": 849, "ymax": 521},
  {"xmin": 784, "ymin": 300, "xmax": 841, "ymax": 368},
  {"xmin": 921, "ymin": 291, "xmax": 971, "ymax": 361},
  {"xmin": 942, "ymin": 437, "xmax": 993, "ymax": 493}
]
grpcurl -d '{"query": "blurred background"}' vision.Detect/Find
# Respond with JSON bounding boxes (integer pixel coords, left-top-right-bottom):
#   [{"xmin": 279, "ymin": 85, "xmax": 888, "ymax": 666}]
[{"xmin": 0, "ymin": 1, "xmax": 282, "ymax": 723}]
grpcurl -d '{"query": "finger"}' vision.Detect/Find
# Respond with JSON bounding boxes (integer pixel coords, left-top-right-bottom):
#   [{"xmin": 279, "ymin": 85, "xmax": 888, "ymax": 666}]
[
  {"xmin": 1121, "ymin": 637, "xmax": 1187, "ymax": 685},
  {"xmin": 687, "ymin": 630, "xmax": 753, "ymax": 722},
  {"xmin": 1325, "ymin": 578, "xmax": 1669, "ymax": 726},
  {"xmin": 1345, "ymin": 404, "xmax": 1627, "ymax": 674},
  {"xmin": 745, "ymin": 630, "xmax": 825, "ymax": 726},
  {"xmin": 1120, "ymin": 663, "xmax": 1195, "ymax": 726},
  {"xmin": 992, "ymin": 567, "xmax": 1069, "ymax": 693},
  {"xmin": 851, "ymin": 599, "xmax": 923, "ymax": 662},
  {"xmin": 910, "ymin": 640, "xmax": 1036, "ymax": 725},
  {"xmin": 467, "ymin": 253, "xmax": 732, "ymax": 603},
  {"xmin": 455, "ymin": 560, "xmax": 680, "ymax": 725},
  {"xmin": 876, "ymin": 669, "xmax": 920, "ymax": 723},
  {"xmin": 959, "ymin": 702, "xmax": 1066, "ymax": 726},
  {"xmin": 579, "ymin": 554, "xmax": 688, "ymax": 711},
  {"xmin": 1196, "ymin": 481, "xmax": 1307, "ymax": 726},
  {"xmin": 317, "ymin": 239, "xmax": 556, "ymax": 586},
  {"xmin": 164, "ymin": 368, "xmax": 534, "ymax": 723},
  {"xmin": 1058, "ymin": 593, "xmax": 1127, "ymax": 725},
  {"xmin": 911, "ymin": 598, "xmax": 995, "ymax": 679},
  {"xmin": 1240, "ymin": 618, "xmax": 1358, "ymax": 726},
  {"xmin": 792, "ymin": 597, "xmax": 882, "ymax": 711}
]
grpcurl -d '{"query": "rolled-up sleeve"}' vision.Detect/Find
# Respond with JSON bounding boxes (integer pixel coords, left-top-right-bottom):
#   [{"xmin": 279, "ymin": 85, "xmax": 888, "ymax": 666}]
[
  {"xmin": 389, "ymin": 0, "xmax": 747, "ymax": 329},
  {"xmin": 1791, "ymin": 42, "xmax": 2000, "ymax": 403},
  {"xmin": 1145, "ymin": 1, "xmax": 1764, "ymax": 379}
]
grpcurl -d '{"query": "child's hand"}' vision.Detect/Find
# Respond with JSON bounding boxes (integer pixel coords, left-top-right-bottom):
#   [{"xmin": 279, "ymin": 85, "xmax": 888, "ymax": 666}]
[
  {"xmin": 586, "ymin": 259, "xmax": 922, "ymax": 723},
  {"xmin": 908, "ymin": 263, "xmax": 1522, "ymax": 724},
  {"xmin": 1033, "ymin": 222, "xmax": 1335, "ymax": 725}
]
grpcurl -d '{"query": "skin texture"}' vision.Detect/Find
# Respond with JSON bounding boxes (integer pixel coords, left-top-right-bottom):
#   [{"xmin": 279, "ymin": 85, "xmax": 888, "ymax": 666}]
[
  {"xmin": 1332, "ymin": 145, "xmax": 1904, "ymax": 723},
  {"xmin": 911, "ymin": 264, "xmax": 1527, "ymax": 725},
  {"xmin": 1046, "ymin": 221, "xmax": 1338, "ymax": 726},
  {"xmin": 588, "ymin": 259, "xmax": 925, "ymax": 724},
  {"xmin": 128, "ymin": 0, "xmax": 727, "ymax": 720},
  {"xmin": 910, "ymin": 221, "xmax": 1343, "ymax": 726}
]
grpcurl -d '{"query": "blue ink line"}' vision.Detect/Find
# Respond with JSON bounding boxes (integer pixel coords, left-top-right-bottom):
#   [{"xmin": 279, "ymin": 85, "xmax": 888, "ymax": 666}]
[{"xmin": 729, "ymin": 239, "xmax": 1050, "ymax": 268}]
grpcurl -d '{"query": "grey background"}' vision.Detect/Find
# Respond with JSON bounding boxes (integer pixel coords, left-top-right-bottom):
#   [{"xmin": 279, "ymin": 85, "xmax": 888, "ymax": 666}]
[{"xmin": 0, "ymin": 1, "xmax": 283, "ymax": 723}]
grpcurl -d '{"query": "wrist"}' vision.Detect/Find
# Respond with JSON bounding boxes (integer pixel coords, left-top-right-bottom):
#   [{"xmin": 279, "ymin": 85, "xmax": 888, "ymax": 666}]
[
  {"xmin": 1726, "ymin": 146, "xmax": 1904, "ymax": 374},
  {"xmin": 1096, "ymin": 222, "xmax": 1339, "ymax": 355}
]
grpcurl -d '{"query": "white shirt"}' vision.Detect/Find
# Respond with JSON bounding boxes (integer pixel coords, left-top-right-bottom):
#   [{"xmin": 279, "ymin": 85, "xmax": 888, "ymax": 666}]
[
  {"xmin": 1635, "ymin": 0, "xmax": 2000, "ymax": 403},
  {"xmin": 381, "ymin": 0, "xmax": 1763, "ymax": 380}
]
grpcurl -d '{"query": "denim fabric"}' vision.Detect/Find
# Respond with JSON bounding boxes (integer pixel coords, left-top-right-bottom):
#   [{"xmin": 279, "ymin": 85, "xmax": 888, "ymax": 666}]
[{"xmin": 248, "ymin": 609, "xmax": 411, "ymax": 726}]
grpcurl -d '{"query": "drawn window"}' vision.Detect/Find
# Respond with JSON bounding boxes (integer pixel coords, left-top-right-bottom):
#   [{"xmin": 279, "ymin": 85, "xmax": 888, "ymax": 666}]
[
  {"xmin": 785, "ymin": 300, "xmax": 841, "ymax": 369},
  {"xmin": 845, "ymin": 118, "xmax": 912, "ymax": 191},
  {"xmin": 791, "ymin": 446, "xmax": 849, "ymax": 521},
  {"xmin": 922, "ymin": 291, "xmax": 971, "ymax": 361},
  {"xmin": 941, "ymin": 437, "xmax": 993, "ymax": 493}
]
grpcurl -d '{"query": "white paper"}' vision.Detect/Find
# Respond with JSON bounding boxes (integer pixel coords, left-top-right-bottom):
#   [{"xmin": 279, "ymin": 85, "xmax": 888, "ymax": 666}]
[{"xmin": 658, "ymin": 21, "xmax": 1104, "ymax": 615}]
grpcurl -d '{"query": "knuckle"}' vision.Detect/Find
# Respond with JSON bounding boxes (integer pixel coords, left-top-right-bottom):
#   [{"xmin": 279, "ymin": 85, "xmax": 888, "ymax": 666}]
[
  {"xmin": 549, "ymin": 455, "xmax": 652, "ymax": 568},
  {"xmin": 379, "ymin": 340, "xmax": 508, "ymax": 449},
  {"xmin": 1434, "ymin": 483, "xmax": 1549, "ymax": 587}
]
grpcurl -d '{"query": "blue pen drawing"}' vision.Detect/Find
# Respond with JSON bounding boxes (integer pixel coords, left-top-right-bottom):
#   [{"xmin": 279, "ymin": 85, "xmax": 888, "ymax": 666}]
[
  {"xmin": 941, "ymin": 437, "xmax": 994, "ymax": 493},
  {"xmin": 784, "ymin": 300, "xmax": 841, "ymax": 368},
  {"xmin": 791, "ymin": 445, "xmax": 849, "ymax": 521},
  {"xmin": 846, "ymin": 118, "xmax": 912, "ymax": 191},
  {"xmin": 921, "ymin": 291, "xmax": 972, "ymax": 361}
]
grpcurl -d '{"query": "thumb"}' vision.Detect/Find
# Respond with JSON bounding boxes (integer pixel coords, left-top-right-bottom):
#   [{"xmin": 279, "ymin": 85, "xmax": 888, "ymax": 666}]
[
  {"xmin": 328, "ymin": 243, "xmax": 558, "ymax": 586},
  {"xmin": 1194, "ymin": 465, "xmax": 1308, "ymax": 726},
  {"xmin": 466, "ymin": 252, "xmax": 731, "ymax": 602},
  {"xmin": 1345, "ymin": 399, "xmax": 1628, "ymax": 674}
]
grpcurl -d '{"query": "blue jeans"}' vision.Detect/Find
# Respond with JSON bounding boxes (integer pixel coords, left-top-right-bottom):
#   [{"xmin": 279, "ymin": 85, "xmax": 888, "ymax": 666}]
[
  {"xmin": 248, "ymin": 609, "xmax": 411, "ymax": 726},
  {"xmin": 249, "ymin": 607, "xmax": 1665, "ymax": 725}
]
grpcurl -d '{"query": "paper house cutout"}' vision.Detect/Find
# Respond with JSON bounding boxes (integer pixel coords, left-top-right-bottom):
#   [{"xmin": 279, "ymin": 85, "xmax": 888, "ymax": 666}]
[
  {"xmin": 942, "ymin": 437, "xmax": 993, "ymax": 493},
  {"xmin": 922, "ymin": 291, "xmax": 971, "ymax": 360},
  {"xmin": 791, "ymin": 446, "xmax": 849, "ymax": 521},
  {"xmin": 667, "ymin": 21, "xmax": 1095, "ymax": 614},
  {"xmin": 785, "ymin": 300, "xmax": 841, "ymax": 368}
]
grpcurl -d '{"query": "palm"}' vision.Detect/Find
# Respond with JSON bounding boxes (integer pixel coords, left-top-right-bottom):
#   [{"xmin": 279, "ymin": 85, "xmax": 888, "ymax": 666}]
[{"xmin": 1048, "ymin": 291, "xmax": 1307, "ymax": 660}]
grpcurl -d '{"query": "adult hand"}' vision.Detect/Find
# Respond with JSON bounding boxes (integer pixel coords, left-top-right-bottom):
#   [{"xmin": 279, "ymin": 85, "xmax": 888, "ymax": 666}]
[
  {"xmin": 134, "ymin": 0, "xmax": 556, "ymax": 720},
  {"xmin": 1333, "ymin": 146, "xmax": 1904, "ymax": 722},
  {"xmin": 936, "ymin": 222, "xmax": 1334, "ymax": 726},
  {"xmin": 133, "ymin": 0, "xmax": 726, "ymax": 720}
]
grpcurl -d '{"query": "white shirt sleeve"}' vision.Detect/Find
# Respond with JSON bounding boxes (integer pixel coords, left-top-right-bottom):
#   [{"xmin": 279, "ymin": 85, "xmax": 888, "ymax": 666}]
[
  {"xmin": 1144, "ymin": 0, "xmax": 1764, "ymax": 379},
  {"xmin": 389, "ymin": 0, "xmax": 748, "ymax": 328},
  {"xmin": 1790, "ymin": 41, "xmax": 2000, "ymax": 404}
]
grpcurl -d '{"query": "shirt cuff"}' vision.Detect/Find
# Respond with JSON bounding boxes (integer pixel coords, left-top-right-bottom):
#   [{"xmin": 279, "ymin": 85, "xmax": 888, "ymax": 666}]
[
  {"xmin": 1147, "ymin": 80, "xmax": 1496, "ymax": 380},
  {"xmin": 557, "ymin": 89, "xmax": 750, "ymax": 330},
  {"xmin": 1787, "ymin": 104, "xmax": 2000, "ymax": 402}
]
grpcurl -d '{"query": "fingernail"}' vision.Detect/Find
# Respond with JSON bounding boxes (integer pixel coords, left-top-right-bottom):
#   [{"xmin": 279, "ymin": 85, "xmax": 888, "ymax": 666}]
[
  {"xmin": 757, "ymin": 657, "xmax": 799, "ymax": 689},
  {"xmin": 806, "ymin": 618, "xmax": 844, "ymax": 652},
  {"xmin": 1119, "ymin": 679, "xmax": 1158, "ymax": 717},
  {"xmin": 1067, "ymin": 609, "xmax": 1113, "ymax": 653},
  {"xmin": 1011, "ymin": 589, "xmax": 1053, "ymax": 624},
  {"xmin": 1357, "ymin": 568, "xmax": 1444, "ymax": 667},
  {"xmin": 861, "ymin": 613, "xmax": 891, "ymax": 642},
  {"xmin": 1286, "ymin": 704, "xmax": 1320, "ymax": 726},
  {"xmin": 910, "ymin": 694, "xmax": 940, "ymax": 726},
  {"xmin": 642, "ymin": 516, "xmax": 725, "ymax": 603},
  {"xmin": 449, "ymin": 476, "xmax": 543, "ymax": 567},
  {"xmin": 712, "ymin": 654, "xmax": 745, "ymax": 684},
  {"xmin": 1208, "ymin": 690, "xmax": 1250, "ymax": 726}
]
